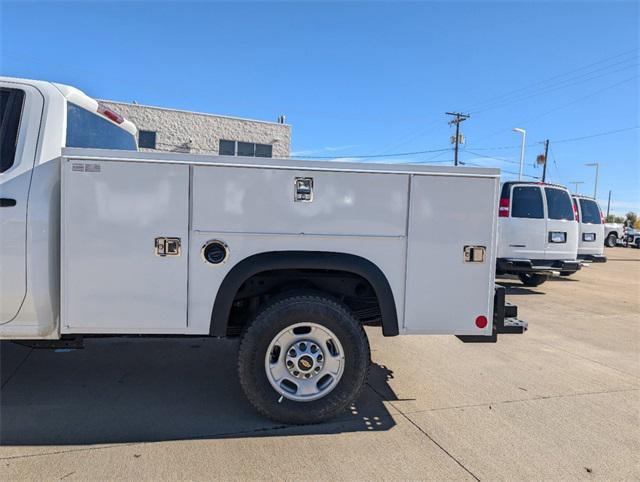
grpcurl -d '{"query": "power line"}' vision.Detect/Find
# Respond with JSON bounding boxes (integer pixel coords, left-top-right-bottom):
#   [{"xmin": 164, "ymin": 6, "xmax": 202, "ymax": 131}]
[
  {"xmin": 469, "ymin": 60, "xmax": 639, "ymax": 114},
  {"xmin": 462, "ymin": 150, "xmax": 520, "ymax": 164},
  {"xmin": 549, "ymin": 126, "xmax": 639, "ymax": 144},
  {"xmin": 289, "ymin": 147, "xmax": 452, "ymax": 159},
  {"xmin": 462, "ymin": 48, "xmax": 638, "ymax": 112},
  {"xmin": 468, "ymin": 75, "xmax": 639, "ymax": 145}
]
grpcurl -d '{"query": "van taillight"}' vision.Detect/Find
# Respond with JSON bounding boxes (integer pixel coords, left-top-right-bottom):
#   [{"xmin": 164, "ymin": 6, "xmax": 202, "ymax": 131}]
[
  {"xmin": 573, "ymin": 199, "xmax": 579, "ymax": 222},
  {"xmin": 97, "ymin": 104, "xmax": 124, "ymax": 124},
  {"xmin": 499, "ymin": 198, "xmax": 509, "ymax": 217}
]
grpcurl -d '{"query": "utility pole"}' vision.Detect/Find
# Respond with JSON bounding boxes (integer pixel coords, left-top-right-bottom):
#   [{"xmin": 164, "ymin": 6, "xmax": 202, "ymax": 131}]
[
  {"xmin": 606, "ymin": 190, "xmax": 612, "ymax": 217},
  {"xmin": 446, "ymin": 112, "xmax": 470, "ymax": 166},
  {"xmin": 570, "ymin": 181, "xmax": 584, "ymax": 194},
  {"xmin": 541, "ymin": 139, "xmax": 549, "ymax": 182}
]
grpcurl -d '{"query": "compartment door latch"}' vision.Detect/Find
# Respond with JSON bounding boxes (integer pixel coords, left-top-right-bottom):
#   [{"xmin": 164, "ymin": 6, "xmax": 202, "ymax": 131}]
[
  {"xmin": 294, "ymin": 177, "xmax": 314, "ymax": 202},
  {"xmin": 155, "ymin": 237, "xmax": 181, "ymax": 257},
  {"xmin": 464, "ymin": 245, "xmax": 486, "ymax": 263}
]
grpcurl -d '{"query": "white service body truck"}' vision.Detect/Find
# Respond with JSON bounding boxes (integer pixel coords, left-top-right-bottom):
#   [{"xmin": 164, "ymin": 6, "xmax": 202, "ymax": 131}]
[
  {"xmin": 604, "ymin": 223, "xmax": 624, "ymax": 247},
  {"xmin": 0, "ymin": 77, "xmax": 525, "ymax": 423}
]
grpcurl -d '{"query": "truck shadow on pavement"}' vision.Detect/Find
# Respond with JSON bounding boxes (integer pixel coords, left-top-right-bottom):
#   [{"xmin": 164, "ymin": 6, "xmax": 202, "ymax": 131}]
[{"xmin": 0, "ymin": 338, "xmax": 398, "ymax": 446}]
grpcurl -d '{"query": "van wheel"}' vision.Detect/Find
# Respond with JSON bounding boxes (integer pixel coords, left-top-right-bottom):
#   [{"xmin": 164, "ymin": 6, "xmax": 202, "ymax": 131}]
[
  {"xmin": 605, "ymin": 233, "xmax": 617, "ymax": 248},
  {"xmin": 238, "ymin": 294, "xmax": 370, "ymax": 424},
  {"xmin": 518, "ymin": 273, "xmax": 548, "ymax": 287}
]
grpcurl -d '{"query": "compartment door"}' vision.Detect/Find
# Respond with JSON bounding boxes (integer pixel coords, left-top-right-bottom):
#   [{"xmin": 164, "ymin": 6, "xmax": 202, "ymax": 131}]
[
  {"xmin": 404, "ymin": 175, "xmax": 498, "ymax": 335},
  {"xmin": 62, "ymin": 160, "xmax": 189, "ymax": 333}
]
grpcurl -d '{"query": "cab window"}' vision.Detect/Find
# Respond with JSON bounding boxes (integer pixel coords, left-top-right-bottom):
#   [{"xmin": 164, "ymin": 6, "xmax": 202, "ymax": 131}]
[
  {"xmin": 579, "ymin": 199, "xmax": 602, "ymax": 224},
  {"xmin": 511, "ymin": 186, "xmax": 544, "ymax": 219},
  {"xmin": 0, "ymin": 88, "xmax": 25, "ymax": 173},
  {"xmin": 545, "ymin": 188, "xmax": 574, "ymax": 220},
  {"xmin": 66, "ymin": 103, "xmax": 136, "ymax": 150}
]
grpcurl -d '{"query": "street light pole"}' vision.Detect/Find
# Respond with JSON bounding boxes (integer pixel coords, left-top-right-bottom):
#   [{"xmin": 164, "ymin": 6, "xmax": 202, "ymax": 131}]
[
  {"xmin": 513, "ymin": 128, "xmax": 526, "ymax": 181},
  {"xmin": 585, "ymin": 162, "xmax": 599, "ymax": 199}
]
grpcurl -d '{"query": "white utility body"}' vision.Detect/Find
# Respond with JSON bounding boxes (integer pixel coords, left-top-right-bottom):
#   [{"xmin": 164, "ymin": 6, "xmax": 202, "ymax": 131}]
[{"xmin": 0, "ymin": 77, "xmax": 525, "ymax": 423}]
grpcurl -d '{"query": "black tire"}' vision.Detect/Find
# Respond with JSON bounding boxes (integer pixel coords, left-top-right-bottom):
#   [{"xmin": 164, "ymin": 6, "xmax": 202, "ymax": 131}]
[
  {"xmin": 238, "ymin": 293, "xmax": 370, "ymax": 424},
  {"xmin": 518, "ymin": 272, "xmax": 548, "ymax": 287},
  {"xmin": 605, "ymin": 233, "xmax": 617, "ymax": 248},
  {"xmin": 560, "ymin": 271, "xmax": 573, "ymax": 277}
]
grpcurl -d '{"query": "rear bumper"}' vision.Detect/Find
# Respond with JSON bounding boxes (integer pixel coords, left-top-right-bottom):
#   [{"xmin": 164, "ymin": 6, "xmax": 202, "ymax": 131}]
[
  {"xmin": 578, "ymin": 254, "xmax": 607, "ymax": 263},
  {"xmin": 496, "ymin": 258, "xmax": 581, "ymax": 275},
  {"xmin": 457, "ymin": 285, "xmax": 527, "ymax": 343}
]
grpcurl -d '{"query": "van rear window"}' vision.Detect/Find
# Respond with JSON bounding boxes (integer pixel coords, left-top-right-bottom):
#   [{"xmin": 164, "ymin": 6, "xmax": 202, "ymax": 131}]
[
  {"xmin": 511, "ymin": 186, "xmax": 544, "ymax": 219},
  {"xmin": 545, "ymin": 188, "xmax": 574, "ymax": 220},
  {"xmin": 66, "ymin": 103, "xmax": 136, "ymax": 151},
  {"xmin": 579, "ymin": 199, "xmax": 602, "ymax": 224}
]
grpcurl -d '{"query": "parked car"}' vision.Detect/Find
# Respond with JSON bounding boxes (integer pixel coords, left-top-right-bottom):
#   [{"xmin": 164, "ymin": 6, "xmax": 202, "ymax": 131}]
[
  {"xmin": 625, "ymin": 227, "xmax": 640, "ymax": 248},
  {"xmin": 497, "ymin": 181, "xmax": 580, "ymax": 286},
  {"xmin": 0, "ymin": 76, "xmax": 526, "ymax": 424},
  {"xmin": 572, "ymin": 195, "xmax": 606, "ymax": 263},
  {"xmin": 604, "ymin": 223, "xmax": 624, "ymax": 247}
]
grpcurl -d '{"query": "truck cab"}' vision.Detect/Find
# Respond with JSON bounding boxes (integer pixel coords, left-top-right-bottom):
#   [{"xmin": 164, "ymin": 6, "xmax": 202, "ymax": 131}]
[
  {"xmin": 497, "ymin": 181, "xmax": 580, "ymax": 286},
  {"xmin": 0, "ymin": 77, "xmax": 137, "ymax": 336},
  {"xmin": 572, "ymin": 194, "xmax": 606, "ymax": 263}
]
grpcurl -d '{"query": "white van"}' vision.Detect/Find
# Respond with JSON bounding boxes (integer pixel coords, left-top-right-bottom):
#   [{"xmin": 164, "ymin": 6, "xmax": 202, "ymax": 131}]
[
  {"xmin": 572, "ymin": 195, "xmax": 606, "ymax": 263},
  {"xmin": 497, "ymin": 181, "xmax": 580, "ymax": 286}
]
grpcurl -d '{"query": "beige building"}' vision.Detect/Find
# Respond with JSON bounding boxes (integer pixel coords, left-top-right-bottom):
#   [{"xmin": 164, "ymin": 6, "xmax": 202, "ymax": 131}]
[{"xmin": 100, "ymin": 100, "xmax": 291, "ymax": 158}]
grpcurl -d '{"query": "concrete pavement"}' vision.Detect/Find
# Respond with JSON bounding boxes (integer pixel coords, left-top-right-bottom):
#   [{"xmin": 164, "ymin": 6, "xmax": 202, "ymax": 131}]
[{"xmin": 1, "ymin": 247, "xmax": 638, "ymax": 480}]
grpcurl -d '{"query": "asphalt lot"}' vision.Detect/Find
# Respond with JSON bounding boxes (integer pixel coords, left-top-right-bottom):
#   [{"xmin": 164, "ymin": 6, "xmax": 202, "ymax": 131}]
[{"xmin": 1, "ymin": 247, "xmax": 638, "ymax": 480}]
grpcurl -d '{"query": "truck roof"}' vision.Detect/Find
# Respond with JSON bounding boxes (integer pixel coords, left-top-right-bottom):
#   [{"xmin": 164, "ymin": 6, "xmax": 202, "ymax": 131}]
[
  {"xmin": 0, "ymin": 76, "xmax": 137, "ymax": 136},
  {"xmin": 62, "ymin": 147, "xmax": 501, "ymax": 178}
]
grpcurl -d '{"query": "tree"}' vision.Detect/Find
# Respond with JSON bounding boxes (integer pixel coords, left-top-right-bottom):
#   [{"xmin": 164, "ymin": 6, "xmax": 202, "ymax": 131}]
[
  {"xmin": 625, "ymin": 211, "xmax": 638, "ymax": 227},
  {"xmin": 606, "ymin": 214, "xmax": 625, "ymax": 223}
]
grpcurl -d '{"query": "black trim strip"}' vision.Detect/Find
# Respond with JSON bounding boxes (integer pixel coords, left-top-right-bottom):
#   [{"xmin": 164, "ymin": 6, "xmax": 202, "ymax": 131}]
[{"xmin": 209, "ymin": 251, "xmax": 399, "ymax": 337}]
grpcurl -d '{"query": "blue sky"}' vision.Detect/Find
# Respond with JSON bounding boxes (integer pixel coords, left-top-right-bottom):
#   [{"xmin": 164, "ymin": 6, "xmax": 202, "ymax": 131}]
[{"xmin": 1, "ymin": 1, "xmax": 638, "ymax": 215}]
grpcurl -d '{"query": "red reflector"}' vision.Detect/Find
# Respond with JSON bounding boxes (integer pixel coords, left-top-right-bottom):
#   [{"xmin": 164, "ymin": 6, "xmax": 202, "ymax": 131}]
[
  {"xmin": 475, "ymin": 315, "xmax": 488, "ymax": 329},
  {"xmin": 97, "ymin": 104, "xmax": 124, "ymax": 124},
  {"xmin": 572, "ymin": 199, "xmax": 579, "ymax": 222}
]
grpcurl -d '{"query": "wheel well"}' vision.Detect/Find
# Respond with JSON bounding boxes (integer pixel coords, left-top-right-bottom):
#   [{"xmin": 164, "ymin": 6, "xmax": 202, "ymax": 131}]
[
  {"xmin": 225, "ymin": 269, "xmax": 380, "ymax": 336},
  {"xmin": 209, "ymin": 251, "xmax": 399, "ymax": 338}
]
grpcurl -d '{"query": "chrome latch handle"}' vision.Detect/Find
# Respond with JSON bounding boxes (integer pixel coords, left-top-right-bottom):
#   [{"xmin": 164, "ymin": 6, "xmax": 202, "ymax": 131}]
[{"xmin": 155, "ymin": 237, "xmax": 181, "ymax": 257}]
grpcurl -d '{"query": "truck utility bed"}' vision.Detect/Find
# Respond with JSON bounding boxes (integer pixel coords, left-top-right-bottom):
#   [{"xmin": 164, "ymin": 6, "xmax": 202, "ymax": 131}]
[{"xmin": 60, "ymin": 148, "xmax": 501, "ymax": 338}]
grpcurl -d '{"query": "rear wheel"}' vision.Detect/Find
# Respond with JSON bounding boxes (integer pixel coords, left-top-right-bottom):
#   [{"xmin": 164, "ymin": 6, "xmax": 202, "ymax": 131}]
[
  {"xmin": 605, "ymin": 233, "xmax": 617, "ymax": 248},
  {"xmin": 238, "ymin": 293, "xmax": 370, "ymax": 424},
  {"xmin": 518, "ymin": 272, "xmax": 548, "ymax": 287}
]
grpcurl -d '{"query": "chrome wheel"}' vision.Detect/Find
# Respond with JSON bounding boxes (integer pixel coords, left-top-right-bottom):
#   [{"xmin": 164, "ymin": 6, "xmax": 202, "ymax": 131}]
[{"xmin": 265, "ymin": 322, "xmax": 345, "ymax": 402}]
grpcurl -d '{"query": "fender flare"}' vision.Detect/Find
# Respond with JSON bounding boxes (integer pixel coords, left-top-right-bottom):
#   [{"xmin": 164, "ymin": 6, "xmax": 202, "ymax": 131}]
[{"xmin": 210, "ymin": 251, "xmax": 399, "ymax": 337}]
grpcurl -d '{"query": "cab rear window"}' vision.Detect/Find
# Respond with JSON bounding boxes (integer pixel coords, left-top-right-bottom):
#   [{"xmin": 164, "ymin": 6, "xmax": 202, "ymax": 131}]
[
  {"xmin": 545, "ymin": 188, "xmax": 574, "ymax": 220},
  {"xmin": 66, "ymin": 103, "xmax": 136, "ymax": 151},
  {"xmin": 0, "ymin": 88, "xmax": 25, "ymax": 173},
  {"xmin": 579, "ymin": 199, "xmax": 602, "ymax": 224},
  {"xmin": 511, "ymin": 186, "xmax": 544, "ymax": 219}
]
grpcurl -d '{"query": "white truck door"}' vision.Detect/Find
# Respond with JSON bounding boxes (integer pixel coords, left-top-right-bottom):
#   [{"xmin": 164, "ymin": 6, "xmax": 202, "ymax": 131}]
[
  {"xmin": 0, "ymin": 83, "xmax": 43, "ymax": 323},
  {"xmin": 500, "ymin": 184, "xmax": 546, "ymax": 260},
  {"xmin": 576, "ymin": 197, "xmax": 605, "ymax": 256},
  {"xmin": 543, "ymin": 187, "xmax": 578, "ymax": 260},
  {"xmin": 404, "ymin": 174, "xmax": 499, "ymax": 335},
  {"xmin": 62, "ymin": 159, "xmax": 189, "ymax": 333}
]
